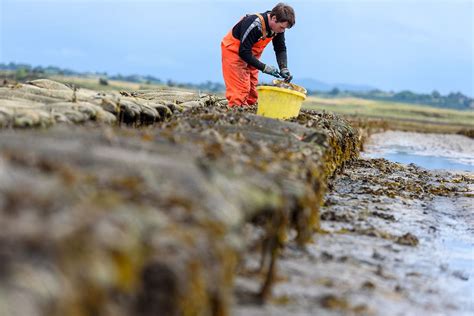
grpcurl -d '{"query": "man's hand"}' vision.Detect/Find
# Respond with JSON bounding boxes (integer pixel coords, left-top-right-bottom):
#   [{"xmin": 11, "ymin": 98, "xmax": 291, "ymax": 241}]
[
  {"xmin": 280, "ymin": 68, "xmax": 293, "ymax": 82},
  {"xmin": 263, "ymin": 65, "xmax": 281, "ymax": 78}
]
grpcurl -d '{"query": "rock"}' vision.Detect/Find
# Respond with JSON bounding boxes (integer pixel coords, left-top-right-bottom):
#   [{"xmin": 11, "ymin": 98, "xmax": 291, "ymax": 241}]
[
  {"xmin": 27, "ymin": 79, "xmax": 72, "ymax": 91},
  {"xmin": 395, "ymin": 233, "xmax": 419, "ymax": 246}
]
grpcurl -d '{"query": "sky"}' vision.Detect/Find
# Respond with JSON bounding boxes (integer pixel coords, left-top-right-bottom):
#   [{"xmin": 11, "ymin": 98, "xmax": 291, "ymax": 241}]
[{"xmin": 1, "ymin": 0, "xmax": 473, "ymax": 96}]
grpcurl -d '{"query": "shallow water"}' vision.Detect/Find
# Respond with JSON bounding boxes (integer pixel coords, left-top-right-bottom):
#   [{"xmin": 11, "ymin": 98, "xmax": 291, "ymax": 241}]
[
  {"xmin": 362, "ymin": 131, "xmax": 474, "ymax": 171},
  {"xmin": 374, "ymin": 152, "xmax": 473, "ymax": 172}
]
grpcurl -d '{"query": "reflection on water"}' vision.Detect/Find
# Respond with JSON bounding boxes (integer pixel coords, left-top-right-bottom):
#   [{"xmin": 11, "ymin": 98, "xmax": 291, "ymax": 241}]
[
  {"xmin": 363, "ymin": 131, "xmax": 474, "ymax": 172},
  {"xmin": 368, "ymin": 152, "xmax": 473, "ymax": 172}
]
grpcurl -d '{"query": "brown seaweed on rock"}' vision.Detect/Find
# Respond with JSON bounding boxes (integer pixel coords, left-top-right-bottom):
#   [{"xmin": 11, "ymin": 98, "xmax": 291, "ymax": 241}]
[
  {"xmin": 0, "ymin": 80, "xmax": 222, "ymax": 128},
  {"xmin": 0, "ymin": 79, "xmax": 361, "ymax": 315}
]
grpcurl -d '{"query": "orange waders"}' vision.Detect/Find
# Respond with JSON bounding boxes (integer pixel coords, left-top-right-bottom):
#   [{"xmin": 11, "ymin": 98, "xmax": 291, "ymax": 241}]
[{"xmin": 221, "ymin": 14, "xmax": 273, "ymax": 107}]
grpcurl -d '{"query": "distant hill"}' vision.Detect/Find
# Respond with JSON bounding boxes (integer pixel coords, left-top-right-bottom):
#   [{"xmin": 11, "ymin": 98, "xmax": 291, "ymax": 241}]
[{"xmin": 294, "ymin": 78, "xmax": 377, "ymax": 93}]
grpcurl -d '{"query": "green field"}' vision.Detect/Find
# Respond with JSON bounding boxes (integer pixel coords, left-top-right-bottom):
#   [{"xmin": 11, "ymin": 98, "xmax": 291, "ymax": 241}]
[{"xmin": 303, "ymin": 96, "xmax": 474, "ymax": 134}]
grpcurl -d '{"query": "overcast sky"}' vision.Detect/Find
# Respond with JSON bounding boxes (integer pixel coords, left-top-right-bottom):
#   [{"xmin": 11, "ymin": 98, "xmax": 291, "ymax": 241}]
[{"xmin": 1, "ymin": 0, "xmax": 473, "ymax": 96}]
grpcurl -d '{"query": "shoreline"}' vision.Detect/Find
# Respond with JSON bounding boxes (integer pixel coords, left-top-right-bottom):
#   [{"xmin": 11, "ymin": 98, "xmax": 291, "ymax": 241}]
[{"xmin": 233, "ymin": 159, "xmax": 473, "ymax": 315}]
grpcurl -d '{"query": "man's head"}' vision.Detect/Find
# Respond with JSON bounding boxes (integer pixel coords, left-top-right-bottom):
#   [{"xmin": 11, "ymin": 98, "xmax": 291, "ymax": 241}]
[{"xmin": 269, "ymin": 3, "xmax": 295, "ymax": 33}]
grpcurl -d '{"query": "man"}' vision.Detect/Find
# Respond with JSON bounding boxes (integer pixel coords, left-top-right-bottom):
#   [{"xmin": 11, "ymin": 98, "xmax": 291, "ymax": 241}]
[{"xmin": 221, "ymin": 3, "xmax": 295, "ymax": 107}]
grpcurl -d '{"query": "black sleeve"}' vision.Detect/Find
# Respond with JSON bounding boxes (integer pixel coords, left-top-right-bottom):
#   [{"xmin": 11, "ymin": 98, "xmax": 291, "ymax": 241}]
[
  {"xmin": 273, "ymin": 32, "xmax": 287, "ymax": 70},
  {"xmin": 238, "ymin": 28, "xmax": 266, "ymax": 71}
]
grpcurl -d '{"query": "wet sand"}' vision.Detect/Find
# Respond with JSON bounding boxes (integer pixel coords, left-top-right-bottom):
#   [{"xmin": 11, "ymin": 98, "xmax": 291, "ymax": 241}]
[{"xmin": 233, "ymin": 159, "xmax": 473, "ymax": 315}]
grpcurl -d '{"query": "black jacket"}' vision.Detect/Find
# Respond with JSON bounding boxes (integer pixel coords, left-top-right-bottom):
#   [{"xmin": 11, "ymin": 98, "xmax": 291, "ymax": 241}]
[{"xmin": 231, "ymin": 11, "xmax": 287, "ymax": 71}]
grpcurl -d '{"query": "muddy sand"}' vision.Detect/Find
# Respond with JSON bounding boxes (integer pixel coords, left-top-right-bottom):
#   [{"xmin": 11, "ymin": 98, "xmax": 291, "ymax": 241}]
[{"xmin": 233, "ymin": 158, "xmax": 473, "ymax": 316}]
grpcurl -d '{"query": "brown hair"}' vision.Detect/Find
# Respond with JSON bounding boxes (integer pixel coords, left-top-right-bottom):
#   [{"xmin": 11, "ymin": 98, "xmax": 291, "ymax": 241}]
[{"xmin": 270, "ymin": 3, "xmax": 295, "ymax": 28}]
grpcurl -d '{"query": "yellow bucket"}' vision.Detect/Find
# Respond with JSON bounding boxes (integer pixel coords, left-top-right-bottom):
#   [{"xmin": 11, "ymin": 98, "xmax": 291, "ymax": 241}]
[{"xmin": 256, "ymin": 80, "xmax": 307, "ymax": 119}]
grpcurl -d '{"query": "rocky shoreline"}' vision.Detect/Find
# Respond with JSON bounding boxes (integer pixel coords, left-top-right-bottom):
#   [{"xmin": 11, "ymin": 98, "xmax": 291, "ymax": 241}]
[
  {"xmin": 1, "ymin": 80, "xmax": 472, "ymax": 316},
  {"xmin": 0, "ymin": 80, "xmax": 360, "ymax": 315}
]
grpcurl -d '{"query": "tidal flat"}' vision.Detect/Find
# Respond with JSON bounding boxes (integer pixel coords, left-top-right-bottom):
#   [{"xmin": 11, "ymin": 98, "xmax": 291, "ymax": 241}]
[{"xmin": 234, "ymin": 158, "xmax": 473, "ymax": 316}]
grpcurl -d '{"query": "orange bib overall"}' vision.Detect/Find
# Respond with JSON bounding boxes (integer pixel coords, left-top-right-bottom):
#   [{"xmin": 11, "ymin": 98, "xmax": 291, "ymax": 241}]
[{"xmin": 221, "ymin": 14, "xmax": 273, "ymax": 107}]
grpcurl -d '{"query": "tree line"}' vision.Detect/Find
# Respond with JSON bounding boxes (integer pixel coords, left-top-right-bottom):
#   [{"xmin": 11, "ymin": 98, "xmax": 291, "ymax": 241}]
[
  {"xmin": 311, "ymin": 87, "xmax": 473, "ymax": 110},
  {"xmin": 0, "ymin": 62, "xmax": 224, "ymax": 93}
]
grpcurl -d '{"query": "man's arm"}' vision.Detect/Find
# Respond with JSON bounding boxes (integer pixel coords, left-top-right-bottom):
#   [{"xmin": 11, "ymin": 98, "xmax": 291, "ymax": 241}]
[{"xmin": 273, "ymin": 32, "xmax": 287, "ymax": 70}]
